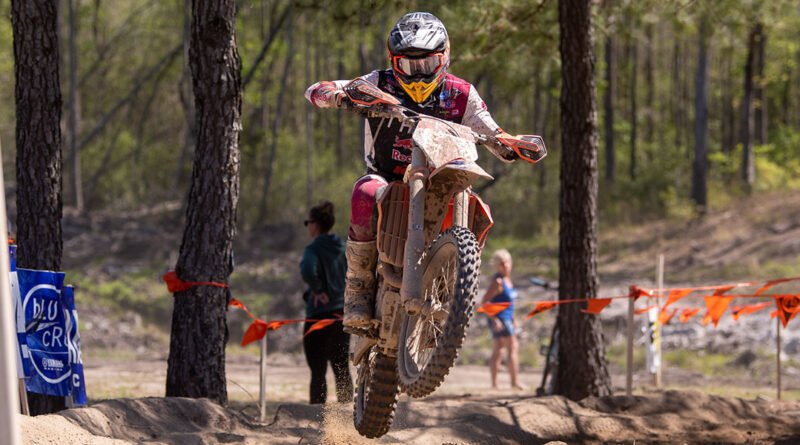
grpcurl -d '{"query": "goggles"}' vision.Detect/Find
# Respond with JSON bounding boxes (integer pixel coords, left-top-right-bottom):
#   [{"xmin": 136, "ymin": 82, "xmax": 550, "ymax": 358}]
[{"xmin": 392, "ymin": 53, "xmax": 445, "ymax": 77}]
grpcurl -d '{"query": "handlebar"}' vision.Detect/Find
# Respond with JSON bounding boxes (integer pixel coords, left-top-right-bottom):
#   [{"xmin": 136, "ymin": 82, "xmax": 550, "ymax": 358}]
[
  {"xmin": 338, "ymin": 77, "xmax": 544, "ymax": 163},
  {"xmin": 341, "ymin": 96, "xmax": 500, "ymax": 149}
]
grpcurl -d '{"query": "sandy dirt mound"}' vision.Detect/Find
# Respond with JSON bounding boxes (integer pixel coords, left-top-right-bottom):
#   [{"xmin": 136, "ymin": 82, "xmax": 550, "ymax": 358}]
[{"xmin": 20, "ymin": 390, "xmax": 800, "ymax": 444}]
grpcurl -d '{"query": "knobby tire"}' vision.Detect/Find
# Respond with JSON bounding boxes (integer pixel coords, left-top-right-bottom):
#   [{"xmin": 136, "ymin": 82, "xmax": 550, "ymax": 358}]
[
  {"xmin": 353, "ymin": 349, "xmax": 399, "ymax": 438},
  {"xmin": 397, "ymin": 226, "xmax": 480, "ymax": 398}
]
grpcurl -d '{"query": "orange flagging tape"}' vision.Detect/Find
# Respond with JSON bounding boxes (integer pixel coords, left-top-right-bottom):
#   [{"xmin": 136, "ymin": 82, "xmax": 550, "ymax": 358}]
[
  {"xmin": 228, "ymin": 298, "xmax": 340, "ymax": 346},
  {"xmin": 731, "ymin": 302, "xmax": 772, "ymax": 321},
  {"xmin": 519, "ymin": 276, "xmax": 800, "ymax": 327},
  {"xmin": 163, "ymin": 270, "xmax": 229, "ymax": 293},
  {"xmin": 679, "ymin": 308, "xmax": 701, "ymax": 323},
  {"xmin": 477, "ymin": 302, "xmax": 512, "ymax": 316},
  {"xmin": 658, "ymin": 307, "xmax": 679, "ymax": 325},
  {"xmin": 582, "ymin": 298, "xmax": 612, "ymax": 314}
]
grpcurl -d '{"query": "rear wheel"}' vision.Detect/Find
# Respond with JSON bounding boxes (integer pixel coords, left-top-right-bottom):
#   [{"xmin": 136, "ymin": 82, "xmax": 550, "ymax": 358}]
[
  {"xmin": 397, "ymin": 226, "xmax": 480, "ymax": 398},
  {"xmin": 353, "ymin": 347, "xmax": 399, "ymax": 438}
]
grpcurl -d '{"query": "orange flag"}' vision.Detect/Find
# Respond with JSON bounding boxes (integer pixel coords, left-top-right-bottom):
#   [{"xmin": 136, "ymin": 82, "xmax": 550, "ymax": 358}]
[
  {"xmin": 163, "ymin": 270, "xmax": 193, "ymax": 292},
  {"xmin": 701, "ymin": 313, "xmax": 712, "ymax": 326},
  {"xmin": 629, "ymin": 286, "xmax": 650, "ymax": 302},
  {"xmin": 634, "ymin": 305, "xmax": 656, "ymax": 315},
  {"xmin": 773, "ymin": 295, "xmax": 800, "ymax": 328},
  {"xmin": 478, "ymin": 302, "xmax": 512, "ymax": 316},
  {"xmin": 664, "ymin": 289, "xmax": 693, "ymax": 309},
  {"xmin": 228, "ymin": 298, "xmax": 246, "ymax": 310},
  {"xmin": 303, "ymin": 319, "xmax": 337, "ymax": 338},
  {"xmin": 658, "ymin": 307, "xmax": 679, "ymax": 325},
  {"xmin": 582, "ymin": 298, "xmax": 612, "ymax": 314},
  {"xmin": 526, "ymin": 302, "xmax": 559, "ymax": 319},
  {"xmin": 241, "ymin": 319, "xmax": 268, "ymax": 346},
  {"xmin": 265, "ymin": 319, "xmax": 304, "ymax": 331},
  {"xmin": 731, "ymin": 302, "xmax": 772, "ymax": 321},
  {"xmin": 703, "ymin": 286, "xmax": 735, "ymax": 328},
  {"xmin": 755, "ymin": 278, "xmax": 797, "ymax": 296},
  {"xmin": 679, "ymin": 308, "xmax": 701, "ymax": 323}
]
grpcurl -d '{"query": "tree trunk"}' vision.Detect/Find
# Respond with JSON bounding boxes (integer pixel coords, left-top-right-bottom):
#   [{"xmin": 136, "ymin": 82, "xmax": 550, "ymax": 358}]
[
  {"xmin": 692, "ymin": 19, "xmax": 710, "ymax": 210},
  {"xmin": 721, "ymin": 50, "xmax": 735, "ymax": 154},
  {"xmin": 166, "ymin": 0, "xmax": 242, "ymax": 405},
  {"xmin": 644, "ymin": 23, "xmax": 655, "ymax": 146},
  {"xmin": 603, "ymin": 36, "xmax": 615, "ymax": 183},
  {"xmin": 539, "ymin": 68, "xmax": 557, "ymax": 191},
  {"xmin": 174, "ymin": 0, "xmax": 195, "ymax": 199},
  {"xmin": 67, "ymin": 0, "xmax": 83, "ymax": 211},
  {"xmin": 753, "ymin": 24, "xmax": 767, "ymax": 145},
  {"xmin": 672, "ymin": 38, "xmax": 681, "ymax": 151},
  {"xmin": 257, "ymin": 6, "xmax": 293, "ymax": 221},
  {"xmin": 304, "ymin": 18, "xmax": 313, "ymax": 209},
  {"xmin": 740, "ymin": 23, "xmax": 758, "ymax": 193},
  {"xmin": 11, "ymin": 0, "xmax": 66, "ymax": 415},
  {"xmin": 628, "ymin": 42, "xmax": 638, "ymax": 180},
  {"xmin": 555, "ymin": 0, "xmax": 612, "ymax": 401}
]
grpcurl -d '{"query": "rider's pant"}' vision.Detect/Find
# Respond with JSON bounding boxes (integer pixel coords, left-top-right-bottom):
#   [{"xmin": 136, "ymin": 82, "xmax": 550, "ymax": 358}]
[{"xmin": 349, "ymin": 174, "xmax": 388, "ymax": 241}]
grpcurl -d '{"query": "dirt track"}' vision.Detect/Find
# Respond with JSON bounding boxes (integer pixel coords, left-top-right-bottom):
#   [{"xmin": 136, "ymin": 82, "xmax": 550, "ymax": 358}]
[{"xmin": 18, "ymin": 354, "xmax": 800, "ymax": 444}]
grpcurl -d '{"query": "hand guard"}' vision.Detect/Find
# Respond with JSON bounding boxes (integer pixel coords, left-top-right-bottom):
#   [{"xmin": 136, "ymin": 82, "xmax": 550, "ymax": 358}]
[{"xmin": 485, "ymin": 129, "xmax": 519, "ymax": 163}]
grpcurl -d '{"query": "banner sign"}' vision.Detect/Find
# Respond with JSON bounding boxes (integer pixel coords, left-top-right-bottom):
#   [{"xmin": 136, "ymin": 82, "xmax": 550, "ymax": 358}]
[
  {"xmin": 62, "ymin": 285, "xmax": 86, "ymax": 405},
  {"xmin": 18, "ymin": 268, "xmax": 71, "ymax": 396}
]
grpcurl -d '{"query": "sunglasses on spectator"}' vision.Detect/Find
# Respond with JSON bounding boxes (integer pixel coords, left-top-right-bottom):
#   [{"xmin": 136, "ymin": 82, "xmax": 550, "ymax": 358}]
[{"xmin": 304, "ymin": 219, "xmax": 314, "ymax": 226}]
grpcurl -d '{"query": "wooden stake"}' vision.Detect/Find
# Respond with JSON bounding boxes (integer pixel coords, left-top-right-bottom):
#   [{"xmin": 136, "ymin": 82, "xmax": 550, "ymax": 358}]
[
  {"xmin": 626, "ymin": 295, "xmax": 634, "ymax": 396},
  {"xmin": 259, "ymin": 319, "xmax": 267, "ymax": 422},
  {"xmin": 777, "ymin": 316, "xmax": 782, "ymax": 400},
  {"xmin": 18, "ymin": 380, "xmax": 28, "ymax": 416},
  {"xmin": 655, "ymin": 254, "xmax": 664, "ymax": 387}
]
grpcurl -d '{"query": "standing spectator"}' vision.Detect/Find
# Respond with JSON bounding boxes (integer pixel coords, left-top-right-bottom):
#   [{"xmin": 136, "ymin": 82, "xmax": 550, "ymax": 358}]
[
  {"xmin": 300, "ymin": 201, "xmax": 353, "ymax": 404},
  {"xmin": 481, "ymin": 249, "xmax": 523, "ymax": 390}
]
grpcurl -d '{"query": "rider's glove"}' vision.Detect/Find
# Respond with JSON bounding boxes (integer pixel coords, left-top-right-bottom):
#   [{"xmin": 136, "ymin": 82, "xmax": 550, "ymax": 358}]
[
  {"xmin": 487, "ymin": 129, "xmax": 519, "ymax": 163},
  {"xmin": 307, "ymin": 81, "xmax": 346, "ymax": 109}
]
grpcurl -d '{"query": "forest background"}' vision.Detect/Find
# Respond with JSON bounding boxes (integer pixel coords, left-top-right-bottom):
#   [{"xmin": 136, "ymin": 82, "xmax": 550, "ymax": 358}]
[{"xmin": 2, "ymin": 0, "xmax": 800, "ymax": 361}]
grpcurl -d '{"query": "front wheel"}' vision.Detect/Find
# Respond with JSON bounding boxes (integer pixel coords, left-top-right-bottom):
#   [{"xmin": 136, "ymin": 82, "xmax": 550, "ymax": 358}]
[
  {"xmin": 397, "ymin": 226, "xmax": 480, "ymax": 398},
  {"xmin": 353, "ymin": 347, "xmax": 399, "ymax": 438}
]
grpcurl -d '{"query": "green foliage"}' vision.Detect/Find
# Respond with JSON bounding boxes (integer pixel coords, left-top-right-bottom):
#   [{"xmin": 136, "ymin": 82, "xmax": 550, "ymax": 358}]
[
  {"xmin": 71, "ymin": 266, "xmax": 173, "ymax": 326},
  {"xmin": 0, "ymin": 0, "xmax": 798, "ymax": 240}
]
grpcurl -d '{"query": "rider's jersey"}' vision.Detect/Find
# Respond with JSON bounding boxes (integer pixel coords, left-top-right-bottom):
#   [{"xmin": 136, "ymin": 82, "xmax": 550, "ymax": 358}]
[{"xmin": 305, "ymin": 70, "xmax": 508, "ymax": 181}]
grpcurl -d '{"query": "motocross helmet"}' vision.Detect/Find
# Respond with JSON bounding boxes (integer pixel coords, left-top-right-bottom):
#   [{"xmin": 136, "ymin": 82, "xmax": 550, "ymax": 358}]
[{"xmin": 387, "ymin": 12, "xmax": 450, "ymax": 103}]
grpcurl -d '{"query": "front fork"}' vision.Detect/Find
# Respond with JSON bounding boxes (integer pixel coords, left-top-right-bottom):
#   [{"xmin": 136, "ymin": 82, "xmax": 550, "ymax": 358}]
[{"xmin": 400, "ymin": 146, "xmax": 469, "ymax": 313}]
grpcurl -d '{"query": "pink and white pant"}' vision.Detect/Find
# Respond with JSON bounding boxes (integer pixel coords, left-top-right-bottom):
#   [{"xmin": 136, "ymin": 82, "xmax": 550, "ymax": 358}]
[{"xmin": 349, "ymin": 174, "xmax": 388, "ymax": 241}]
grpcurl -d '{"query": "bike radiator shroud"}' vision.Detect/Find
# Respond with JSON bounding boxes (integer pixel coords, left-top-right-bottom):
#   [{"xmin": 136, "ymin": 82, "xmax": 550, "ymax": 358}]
[{"xmin": 376, "ymin": 181, "xmax": 493, "ymax": 267}]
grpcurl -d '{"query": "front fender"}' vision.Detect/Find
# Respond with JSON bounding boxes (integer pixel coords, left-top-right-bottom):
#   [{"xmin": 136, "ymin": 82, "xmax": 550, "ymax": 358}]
[{"xmin": 423, "ymin": 160, "xmax": 492, "ymax": 247}]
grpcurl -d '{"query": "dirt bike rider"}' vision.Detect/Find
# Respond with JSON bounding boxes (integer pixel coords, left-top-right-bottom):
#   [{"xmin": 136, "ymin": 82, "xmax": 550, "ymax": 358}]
[{"xmin": 305, "ymin": 12, "xmax": 519, "ymax": 333}]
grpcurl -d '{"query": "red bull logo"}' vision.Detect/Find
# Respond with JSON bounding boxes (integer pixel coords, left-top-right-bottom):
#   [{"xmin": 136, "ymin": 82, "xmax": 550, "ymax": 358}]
[
  {"xmin": 391, "ymin": 149, "xmax": 412, "ymax": 163},
  {"xmin": 393, "ymin": 136, "xmax": 413, "ymax": 150}
]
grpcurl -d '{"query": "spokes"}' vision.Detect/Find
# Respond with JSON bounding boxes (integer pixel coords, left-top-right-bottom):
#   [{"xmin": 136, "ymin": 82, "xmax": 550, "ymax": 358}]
[{"xmin": 408, "ymin": 256, "xmax": 457, "ymax": 369}]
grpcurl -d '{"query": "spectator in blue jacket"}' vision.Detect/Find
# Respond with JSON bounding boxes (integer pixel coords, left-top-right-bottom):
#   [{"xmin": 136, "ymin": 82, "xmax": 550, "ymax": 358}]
[{"xmin": 300, "ymin": 201, "xmax": 352, "ymax": 404}]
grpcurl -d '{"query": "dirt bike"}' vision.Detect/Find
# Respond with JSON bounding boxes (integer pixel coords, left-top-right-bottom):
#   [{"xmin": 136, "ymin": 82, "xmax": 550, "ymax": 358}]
[{"xmin": 335, "ymin": 78, "xmax": 546, "ymax": 438}]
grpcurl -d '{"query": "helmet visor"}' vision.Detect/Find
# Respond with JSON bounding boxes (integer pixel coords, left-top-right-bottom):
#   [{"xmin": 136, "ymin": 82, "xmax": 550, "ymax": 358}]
[{"xmin": 393, "ymin": 53, "xmax": 444, "ymax": 77}]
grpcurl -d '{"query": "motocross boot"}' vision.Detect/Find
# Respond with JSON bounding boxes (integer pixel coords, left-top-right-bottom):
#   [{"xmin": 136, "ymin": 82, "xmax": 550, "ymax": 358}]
[{"xmin": 343, "ymin": 239, "xmax": 378, "ymax": 330}]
